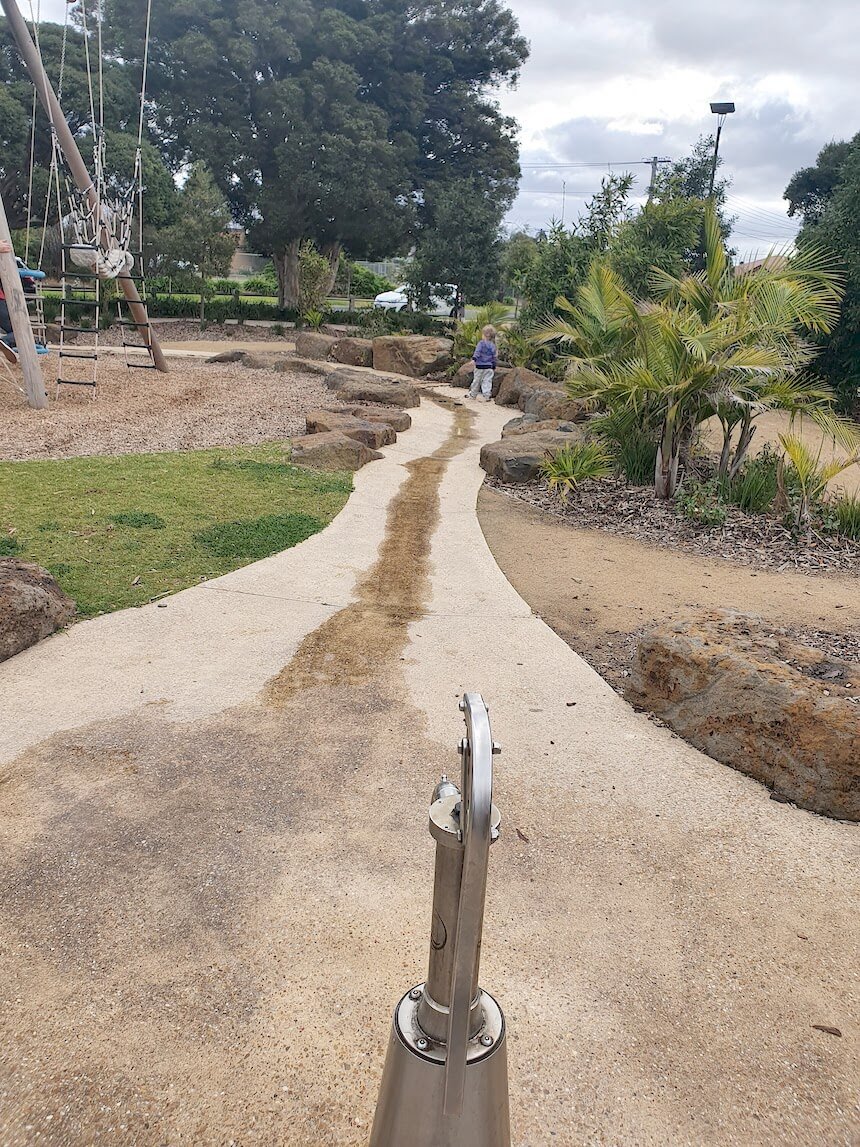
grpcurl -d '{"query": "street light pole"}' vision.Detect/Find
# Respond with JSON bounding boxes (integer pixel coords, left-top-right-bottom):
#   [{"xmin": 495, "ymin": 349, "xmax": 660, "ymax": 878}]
[{"xmin": 708, "ymin": 101, "xmax": 735, "ymax": 198}]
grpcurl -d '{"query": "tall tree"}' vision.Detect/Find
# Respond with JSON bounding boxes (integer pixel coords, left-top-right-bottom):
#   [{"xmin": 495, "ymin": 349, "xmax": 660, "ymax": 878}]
[
  {"xmin": 105, "ymin": 0, "xmax": 528, "ymax": 307},
  {"xmin": 788, "ymin": 134, "xmax": 860, "ymax": 414},
  {"xmin": 163, "ymin": 162, "xmax": 235, "ymax": 321},
  {"xmin": 0, "ymin": 16, "xmax": 138, "ymax": 230},
  {"xmin": 409, "ymin": 177, "xmax": 509, "ymax": 306}
]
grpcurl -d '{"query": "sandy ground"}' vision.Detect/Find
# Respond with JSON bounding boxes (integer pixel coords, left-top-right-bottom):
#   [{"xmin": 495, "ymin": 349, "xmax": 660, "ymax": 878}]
[
  {"xmin": 477, "ymin": 487, "xmax": 859, "ymax": 692},
  {"xmin": 0, "ymin": 394, "xmax": 857, "ymax": 1146},
  {"xmin": 0, "ymin": 354, "xmax": 327, "ymax": 460}
]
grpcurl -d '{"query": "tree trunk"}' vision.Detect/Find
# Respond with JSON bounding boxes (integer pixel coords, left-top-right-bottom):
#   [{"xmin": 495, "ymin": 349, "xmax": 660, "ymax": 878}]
[
  {"xmin": 321, "ymin": 241, "xmax": 342, "ymax": 300},
  {"xmin": 275, "ymin": 239, "xmax": 301, "ymax": 310},
  {"xmin": 729, "ymin": 412, "xmax": 756, "ymax": 479},
  {"xmin": 654, "ymin": 416, "xmax": 678, "ymax": 499},
  {"xmin": 717, "ymin": 418, "xmax": 733, "ymax": 478}
]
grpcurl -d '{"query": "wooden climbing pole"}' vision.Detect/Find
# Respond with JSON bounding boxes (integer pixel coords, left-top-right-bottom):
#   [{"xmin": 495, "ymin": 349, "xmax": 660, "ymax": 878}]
[{"xmin": 0, "ymin": 190, "xmax": 47, "ymax": 409}]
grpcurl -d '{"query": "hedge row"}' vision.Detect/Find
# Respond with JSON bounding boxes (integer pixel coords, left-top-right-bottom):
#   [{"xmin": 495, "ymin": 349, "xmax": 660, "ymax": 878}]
[{"xmin": 39, "ymin": 292, "xmax": 453, "ymax": 335}]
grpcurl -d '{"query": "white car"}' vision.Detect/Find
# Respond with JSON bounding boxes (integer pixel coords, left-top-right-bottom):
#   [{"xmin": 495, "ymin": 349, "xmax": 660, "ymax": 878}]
[{"xmin": 373, "ymin": 284, "xmax": 458, "ymax": 316}]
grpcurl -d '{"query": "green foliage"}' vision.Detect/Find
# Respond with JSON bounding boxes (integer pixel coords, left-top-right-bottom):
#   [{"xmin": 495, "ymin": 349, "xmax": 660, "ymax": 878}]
[
  {"xmin": 333, "ymin": 261, "xmax": 394, "ymax": 299},
  {"xmin": 0, "ymin": 19, "xmax": 139, "ymax": 230},
  {"xmin": 590, "ymin": 408, "xmax": 659, "ymax": 486},
  {"xmin": 109, "ymin": 0, "xmax": 528, "ymax": 308},
  {"xmin": 355, "ymin": 308, "xmax": 450, "ymax": 337},
  {"xmin": 790, "ymin": 133, "xmax": 860, "ymax": 414},
  {"xmin": 541, "ymin": 443, "xmax": 613, "ymax": 501},
  {"xmin": 0, "ymin": 444, "xmax": 351, "ymax": 616},
  {"xmin": 452, "ymin": 303, "xmax": 513, "ymax": 361},
  {"xmin": 501, "ymin": 231, "xmax": 539, "ymax": 300},
  {"xmin": 608, "ymin": 198, "xmax": 706, "ymax": 298},
  {"xmin": 0, "ymin": 533, "xmax": 21, "ymax": 556},
  {"xmin": 296, "ymin": 242, "xmax": 332, "ymax": 321},
  {"xmin": 830, "ymin": 493, "xmax": 860, "ymax": 539},
  {"xmin": 410, "ymin": 177, "xmax": 510, "ymax": 306},
  {"xmin": 675, "ymin": 480, "xmax": 728, "ymax": 528},
  {"xmin": 778, "ymin": 433, "xmax": 860, "ymax": 532},
  {"xmin": 241, "ymin": 275, "xmax": 278, "ymax": 297},
  {"xmin": 717, "ymin": 445, "xmax": 781, "ymax": 514},
  {"xmin": 161, "ymin": 163, "xmax": 235, "ymax": 321}
]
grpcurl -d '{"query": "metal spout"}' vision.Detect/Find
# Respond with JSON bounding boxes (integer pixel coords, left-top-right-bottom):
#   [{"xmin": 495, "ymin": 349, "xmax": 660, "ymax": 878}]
[{"xmin": 369, "ymin": 693, "xmax": 510, "ymax": 1147}]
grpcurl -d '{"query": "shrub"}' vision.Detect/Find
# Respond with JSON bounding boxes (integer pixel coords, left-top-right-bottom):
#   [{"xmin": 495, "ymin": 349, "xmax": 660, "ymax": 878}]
[
  {"xmin": 675, "ymin": 479, "xmax": 728, "ymax": 528},
  {"xmin": 541, "ymin": 442, "xmax": 613, "ymax": 501},
  {"xmin": 354, "ymin": 308, "xmax": 451, "ymax": 337},
  {"xmin": 334, "ymin": 262, "xmax": 394, "ymax": 299},
  {"xmin": 591, "ymin": 410, "xmax": 658, "ymax": 486},
  {"xmin": 241, "ymin": 274, "xmax": 278, "ymax": 297},
  {"xmin": 719, "ymin": 444, "xmax": 780, "ymax": 514},
  {"xmin": 830, "ymin": 492, "xmax": 860, "ymax": 539}
]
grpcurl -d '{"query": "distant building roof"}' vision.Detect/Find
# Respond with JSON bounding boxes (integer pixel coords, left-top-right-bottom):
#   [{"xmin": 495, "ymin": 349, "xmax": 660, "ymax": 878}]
[{"xmin": 734, "ymin": 255, "xmax": 790, "ymax": 276}]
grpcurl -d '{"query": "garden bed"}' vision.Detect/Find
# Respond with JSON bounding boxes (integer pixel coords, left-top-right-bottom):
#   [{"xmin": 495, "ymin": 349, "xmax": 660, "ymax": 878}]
[
  {"xmin": 486, "ymin": 475, "xmax": 860, "ymax": 575},
  {"xmin": 477, "ymin": 486, "xmax": 859, "ymax": 696}
]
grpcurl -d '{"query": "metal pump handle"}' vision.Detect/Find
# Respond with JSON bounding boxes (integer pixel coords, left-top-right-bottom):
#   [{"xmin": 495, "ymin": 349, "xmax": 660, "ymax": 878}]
[{"xmin": 443, "ymin": 692, "xmax": 494, "ymax": 1117}]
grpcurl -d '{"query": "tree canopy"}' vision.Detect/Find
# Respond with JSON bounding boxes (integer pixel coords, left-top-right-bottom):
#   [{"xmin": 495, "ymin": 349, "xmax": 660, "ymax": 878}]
[
  {"xmin": 788, "ymin": 133, "xmax": 860, "ymax": 413},
  {"xmin": 105, "ymin": 0, "xmax": 529, "ymax": 306}
]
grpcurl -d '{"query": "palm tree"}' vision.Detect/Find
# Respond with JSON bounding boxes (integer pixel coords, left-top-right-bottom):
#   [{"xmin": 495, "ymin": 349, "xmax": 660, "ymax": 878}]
[
  {"xmin": 649, "ymin": 203, "xmax": 850, "ymax": 477},
  {"xmin": 567, "ymin": 301, "xmax": 785, "ymax": 497}
]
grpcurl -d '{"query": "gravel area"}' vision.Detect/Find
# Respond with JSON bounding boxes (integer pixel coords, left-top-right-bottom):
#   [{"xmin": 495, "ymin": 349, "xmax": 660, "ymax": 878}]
[
  {"xmin": 487, "ymin": 475, "xmax": 860, "ymax": 575},
  {"xmin": 0, "ymin": 354, "xmax": 328, "ymax": 460}
]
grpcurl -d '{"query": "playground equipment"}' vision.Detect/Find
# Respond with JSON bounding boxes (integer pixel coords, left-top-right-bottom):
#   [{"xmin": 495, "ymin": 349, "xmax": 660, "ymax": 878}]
[
  {"xmin": 0, "ymin": 0, "xmax": 167, "ymax": 405},
  {"xmin": 370, "ymin": 693, "xmax": 511, "ymax": 1147}
]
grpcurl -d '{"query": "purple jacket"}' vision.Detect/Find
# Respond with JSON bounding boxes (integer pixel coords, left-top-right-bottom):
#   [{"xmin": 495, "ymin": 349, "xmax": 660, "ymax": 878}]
[{"xmin": 472, "ymin": 338, "xmax": 497, "ymax": 369}]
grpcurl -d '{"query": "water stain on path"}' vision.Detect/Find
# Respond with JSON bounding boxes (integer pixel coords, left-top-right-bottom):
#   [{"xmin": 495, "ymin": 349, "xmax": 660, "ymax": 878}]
[{"xmin": 267, "ymin": 396, "xmax": 473, "ymax": 701}]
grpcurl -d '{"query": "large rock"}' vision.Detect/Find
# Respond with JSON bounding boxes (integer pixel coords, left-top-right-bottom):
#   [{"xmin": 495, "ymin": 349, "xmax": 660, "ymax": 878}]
[
  {"xmin": 305, "ymin": 409, "xmax": 396, "ymax": 449},
  {"xmin": 0, "ymin": 559, "xmax": 75, "ymax": 662},
  {"xmin": 520, "ymin": 383, "xmax": 589, "ymax": 423},
  {"xmin": 627, "ymin": 611, "xmax": 860, "ymax": 821},
  {"xmin": 331, "ymin": 337, "xmax": 374, "ymax": 367},
  {"xmin": 294, "ymin": 331, "xmax": 337, "ymax": 361},
  {"xmin": 273, "ymin": 357, "xmax": 329, "ymax": 377},
  {"xmin": 372, "ymin": 335, "xmax": 453, "ymax": 377},
  {"xmin": 290, "ymin": 431, "xmax": 382, "ymax": 471},
  {"xmin": 479, "ymin": 428, "xmax": 585, "ymax": 484},
  {"xmin": 324, "ymin": 369, "xmax": 420, "ymax": 408},
  {"xmin": 502, "ymin": 417, "xmax": 582, "ymax": 438},
  {"xmin": 324, "ymin": 404, "xmax": 412, "ymax": 433},
  {"xmin": 495, "ymin": 367, "xmax": 550, "ymax": 407}
]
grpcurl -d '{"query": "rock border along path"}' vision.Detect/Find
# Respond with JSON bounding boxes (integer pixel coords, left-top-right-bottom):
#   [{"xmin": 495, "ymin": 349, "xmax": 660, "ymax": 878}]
[{"xmin": 0, "ymin": 392, "xmax": 857, "ymax": 1146}]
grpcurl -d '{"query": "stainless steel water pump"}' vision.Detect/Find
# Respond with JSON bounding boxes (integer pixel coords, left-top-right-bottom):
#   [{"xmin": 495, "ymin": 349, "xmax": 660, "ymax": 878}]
[{"xmin": 370, "ymin": 693, "xmax": 511, "ymax": 1147}]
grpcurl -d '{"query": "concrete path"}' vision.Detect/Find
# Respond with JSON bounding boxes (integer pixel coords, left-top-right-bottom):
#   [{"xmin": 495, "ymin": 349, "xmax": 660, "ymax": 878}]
[{"xmin": 0, "ymin": 394, "xmax": 857, "ymax": 1146}]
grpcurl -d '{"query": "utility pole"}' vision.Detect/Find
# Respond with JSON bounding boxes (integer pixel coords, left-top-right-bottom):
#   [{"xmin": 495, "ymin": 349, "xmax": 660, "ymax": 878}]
[
  {"xmin": 646, "ymin": 156, "xmax": 672, "ymax": 203},
  {"xmin": 0, "ymin": 0, "xmax": 168, "ymax": 374},
  {"xmin": 0, "ymin": 193, "xmax": 47, "ymax": 409}
]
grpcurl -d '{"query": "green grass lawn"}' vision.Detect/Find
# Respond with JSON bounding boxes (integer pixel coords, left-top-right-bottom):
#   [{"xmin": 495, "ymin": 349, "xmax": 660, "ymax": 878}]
[{"xmin": 0, "ymin": 445, "xmax": 351, "ymax": 617}]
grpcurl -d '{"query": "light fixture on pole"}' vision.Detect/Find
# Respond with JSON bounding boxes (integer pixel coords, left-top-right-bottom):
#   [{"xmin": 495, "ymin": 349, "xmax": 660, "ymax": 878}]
[{"xmin": 708, "ymin": 101, "xmax": 735, "ymax": 197}]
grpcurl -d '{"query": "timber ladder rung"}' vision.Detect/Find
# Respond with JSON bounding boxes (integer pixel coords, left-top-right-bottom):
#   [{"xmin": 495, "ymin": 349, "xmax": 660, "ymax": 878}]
[
  {"xmin": 57, "ymin": 244, "xmax": 100, "ymax": 399},
  {"xmin": 116, "ymin": 249, "xmax": 157, "ymax": 372}
]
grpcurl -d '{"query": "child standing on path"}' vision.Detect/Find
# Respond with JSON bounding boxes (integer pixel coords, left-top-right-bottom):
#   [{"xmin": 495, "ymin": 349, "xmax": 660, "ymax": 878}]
[{"xmin": 468, "ymin": 324, "xmax": 497, "ymax": 401}]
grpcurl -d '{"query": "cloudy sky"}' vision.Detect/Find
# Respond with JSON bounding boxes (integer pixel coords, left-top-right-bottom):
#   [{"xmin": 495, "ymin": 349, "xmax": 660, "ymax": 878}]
[
  {"xmin": 500, "ymin": 0, "xmax": 859, "ymax": 255},
  {"xmin": 29, "ymin": 0, "xmax": 859, "ymax": 258}
]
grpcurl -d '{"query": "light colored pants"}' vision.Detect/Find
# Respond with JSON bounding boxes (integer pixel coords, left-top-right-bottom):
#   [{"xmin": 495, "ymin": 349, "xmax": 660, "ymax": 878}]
[{"xmin": 470, "ymin": 367, "xmax": 494, "ymax": 398}]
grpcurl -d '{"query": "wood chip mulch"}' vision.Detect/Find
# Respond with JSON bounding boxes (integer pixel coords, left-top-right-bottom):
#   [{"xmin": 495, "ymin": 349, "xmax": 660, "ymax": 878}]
[{"xmin": 487, "ymin": 477, "xmax": 860, "ymax": 576}]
